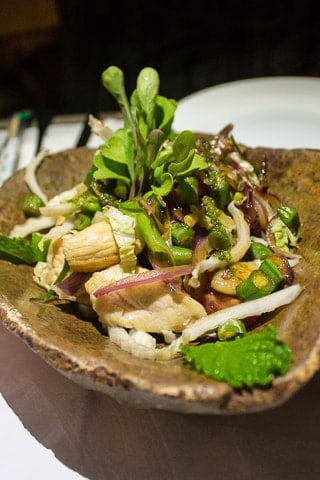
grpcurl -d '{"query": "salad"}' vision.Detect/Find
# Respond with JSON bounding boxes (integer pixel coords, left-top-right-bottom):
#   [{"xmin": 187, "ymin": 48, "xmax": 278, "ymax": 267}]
[{"xmin": 0, "ymin": 66, "xmax": 302, "ymax": 389}]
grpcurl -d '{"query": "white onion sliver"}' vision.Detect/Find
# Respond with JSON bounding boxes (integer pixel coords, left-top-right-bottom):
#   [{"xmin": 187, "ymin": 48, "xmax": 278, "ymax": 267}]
[
  {"xmin": 39, "ymin": 182, "xmax": 87, "ymax": 213},
  {"xmin": 10, "ymin": 215, "xmax": 56, "ymax": 238},
  {"xmin": 227, "ymin": 201, "xmax": 251, "ymax": 262},
  {"xmin": 25, "ymin": 149, "xmax": 50, "ymax": 204},
  {"xmin": 182, "ymin": 284, "xmax": 302, "ymax": 343},
  {"xmin": 39, "ymin": 203, "xmax": 78, "ymax": 217},
  {"xmin": 129, "ymin": 329, "xmax": 156, "ymax": 349},
  {"xmin": 42, "ymin": 219, "xmax": 74, "ymax": 240}
]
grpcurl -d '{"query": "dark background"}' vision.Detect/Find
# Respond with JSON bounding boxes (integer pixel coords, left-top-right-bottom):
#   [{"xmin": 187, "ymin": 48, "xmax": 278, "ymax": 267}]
[{"xmin": 0, "ymin": 0, "xmax": 319, "ymax": 118}]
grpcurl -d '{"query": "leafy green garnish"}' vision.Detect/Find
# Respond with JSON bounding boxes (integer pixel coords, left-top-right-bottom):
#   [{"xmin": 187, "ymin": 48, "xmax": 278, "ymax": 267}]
[
  {"xmin": 96, "ymin": 66, "xmax": 207, "ymax": 200},
  {"xmin": 89, "ymin": 66, "xmax": 209, "ymax": 265},
  {"xmin": 0, "ymin": 233, "xmax": 50, "ymax": 265},
  {"xmin": 180, "ymin": 326, "xmax": 292, "ymax": 388}
]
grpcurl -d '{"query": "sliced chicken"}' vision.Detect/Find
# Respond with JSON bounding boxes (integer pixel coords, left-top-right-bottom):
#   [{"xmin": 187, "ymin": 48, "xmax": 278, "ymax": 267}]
[{"xmin": 85, "ymin": 264, "xmax": 206, "ymax": 333}]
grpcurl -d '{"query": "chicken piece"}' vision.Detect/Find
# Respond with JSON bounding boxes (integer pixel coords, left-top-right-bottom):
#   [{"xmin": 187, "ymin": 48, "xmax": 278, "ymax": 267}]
[{"xmin": 85, "ymin": 264, "xmax": 206, "ymax": 333}]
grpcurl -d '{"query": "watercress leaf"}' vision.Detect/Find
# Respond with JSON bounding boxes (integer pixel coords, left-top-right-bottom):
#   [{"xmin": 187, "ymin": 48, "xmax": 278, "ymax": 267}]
[
  {"xmin": 137, "ymin": 67, "xmax": 160, "ymax": 130},
  {"xmin": 180, "ymin": 326, "xmax": 292, "ymax": 388},
  {"xmin": 169, "ymin": 151, "xmax": 208, "ymax": 178},
  {"xmin": 155, "ymin": 96, "xmax": 177, "ymax": 134},
  {"xmin": 168, "ymin": 149, "xmax": 195, "ymax": 177},
  {"xmin": 167, "ymin": 131, "xmax": 207, "ymax": 178},
  {"xmin": 150, "ymin": 172, "xmax": 173, "ymax": 197},
  {"xmin": 173, "ymin": 130, "xmax": 196, "ymax": 162},
  {"xmin": 150, "ymin": 148, "xmax": 173, "ymax": 170},
  {"xmin": 136, "ymin": 110, "xmax": 149, "ymax": 139},
  {"xmin": 99, "ymin": 129, "xmax": 127, "ymax": 164},
  {"xmin": 93, "ymin": 152, "xmax": 130, "ymax": 185},
  {"xmin": 123, "ymin": 127, "xmax": 136, "ymax": 181},
  {"xmin": 101, "ymin": 66, "xmax": 125, "ymax": 102},
  {"xmin": 148, "ymin": 129, "xmax": 166, "ymax": 165},
  {"xmin": 152, "ymin": 164, "xmax": 165, "ymax": 185},
  {"xmin": 183, "ymin": 152, "xmax": 208, "ymax": 175},
  {"xmin": 130, "ymin": 90, "xmax": 148, "ymax": 140},
  {"xmin": 102, "ymin": 66, "xmax": 134, "ymax": 133}
]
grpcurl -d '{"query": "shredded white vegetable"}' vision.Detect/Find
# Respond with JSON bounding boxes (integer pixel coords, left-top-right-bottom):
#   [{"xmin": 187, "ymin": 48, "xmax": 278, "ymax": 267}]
[
  {"xmin": 108, "ymin": 326, "xmax": 183, "ymax": 360},
  {"xmin": 39, "ymin": 183, "xmax": 87, "ymax": 217},
  {"xmin": 25, "ymin": 149, "xmax": 50, "ymax": 204},
  {"xmin": 10, "ymin": 183, "xmax": 87, "ymax": 238},
  {"xmin": 41, "ymin": 219, "xmax": 74, "ymax": 241},
  {"xmin": 10, "ymin": 215, "xmax": 56, "ymax": 238}
]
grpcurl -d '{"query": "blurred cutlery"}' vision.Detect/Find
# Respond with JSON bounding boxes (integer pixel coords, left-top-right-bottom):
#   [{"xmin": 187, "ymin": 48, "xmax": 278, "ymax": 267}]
[
  {"xmin": 76, "ymin": 113, "xmax": 93, "ymax": 147},
  {"xmin": 0, "ymin": 110, "xmax": 33, "ymax": 185}
]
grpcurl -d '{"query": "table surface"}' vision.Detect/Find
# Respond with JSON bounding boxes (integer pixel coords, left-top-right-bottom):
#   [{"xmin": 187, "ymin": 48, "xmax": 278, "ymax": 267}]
[{"xmin": 1, "ymin": 115, "xmax": 320, "ymax": 480}]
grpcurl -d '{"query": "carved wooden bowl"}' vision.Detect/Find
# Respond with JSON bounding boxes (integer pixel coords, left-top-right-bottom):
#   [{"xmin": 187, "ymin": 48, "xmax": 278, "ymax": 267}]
[{"xmin": 0, "ymin": 146, "xmax": 319, "ymax": 414}]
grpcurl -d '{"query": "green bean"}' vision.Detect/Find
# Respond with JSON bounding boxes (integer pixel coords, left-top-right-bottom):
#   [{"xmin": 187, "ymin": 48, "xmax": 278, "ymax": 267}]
[
  {"xmin": 73, "ymin": 213, "xmax": 92, "ymax": 231},
  {"xmin": 236, "ymin": 270, "xmax": 276, "ymax": 301},
  {"xmin": 171, "ymin": 221, "xmax": 195, "ymax": 248},
  {"xmin": 278, "ymin": 205, "xmax": 300, "ymax": 231},
  {"xmin": 22, "ymin": 194, "xmax": 45, "ymax": 217},
  {"xmin": 171, "ymin": 246, "xmax": 193, "ymax": 265}
]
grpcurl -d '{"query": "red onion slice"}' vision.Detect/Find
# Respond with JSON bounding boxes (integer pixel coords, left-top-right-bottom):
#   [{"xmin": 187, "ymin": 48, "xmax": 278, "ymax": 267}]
[
  {"xmin": 58, "ymin": 272, "xmax": 91, "ymax": 296},
  {"xmin": 94, "ymin": 264, "xmax": 194, "ymax": 298}
]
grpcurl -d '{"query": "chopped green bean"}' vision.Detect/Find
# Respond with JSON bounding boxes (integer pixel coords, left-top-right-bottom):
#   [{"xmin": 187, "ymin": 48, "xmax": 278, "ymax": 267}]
[
  {"xmin": 217, "ymin": 319, "xmax": 247, "ymax": 341},
  {"xmin": 260, "ymin": 258, "xmax": 284, "ymax": 287},
  {"xmin": 278, "ymin": 205, "xmax": 300, "ymax": 231},
  {"xmin": 236, "ymin": 270, "xmax": 276, "ymax": 301},
  {"xmin": 171, "ymin": 246, "xmax": 193, "ymax": 265},
  {"xmin": 171, "ymin": 221, "xmax": 195, "ymax": 248},
  {"xmin": 22, "ymin": 194, "xmax": 45, "ymax": 217},
  {"xmin": 73, "ymin": 213, "xmax": 92, "ymax": 231},
  {"xmin": 249, "ymin": 241, "xmax": 272, "ymax": 259}
]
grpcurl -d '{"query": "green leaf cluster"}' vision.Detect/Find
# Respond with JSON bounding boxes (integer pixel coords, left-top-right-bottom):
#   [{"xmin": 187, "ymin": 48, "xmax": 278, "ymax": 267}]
[{"xmin": 94, "ymin": 66, "xmax": 207, "ymax": 200}]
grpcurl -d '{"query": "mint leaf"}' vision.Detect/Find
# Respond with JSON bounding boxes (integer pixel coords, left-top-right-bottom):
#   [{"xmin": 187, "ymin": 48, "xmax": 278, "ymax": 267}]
[
  {"xmin": 0, "ymin": 233, "xmax": 49, "ymax": 265},
  {"xmin": 180, "ymin": 326, "xmax": 292, "ymax": 388}
]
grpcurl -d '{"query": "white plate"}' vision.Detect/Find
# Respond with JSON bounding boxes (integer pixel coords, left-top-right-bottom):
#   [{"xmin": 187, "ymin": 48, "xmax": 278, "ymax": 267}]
[{"xmin": 174, "ymin": 76, "xmax": 320, "ymax": 149}]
